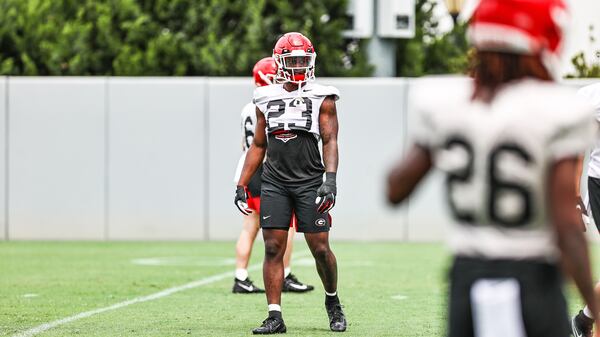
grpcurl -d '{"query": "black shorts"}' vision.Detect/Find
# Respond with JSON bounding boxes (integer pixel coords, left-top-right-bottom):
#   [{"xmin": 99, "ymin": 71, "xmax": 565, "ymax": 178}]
[
  {"xmin": 448, "ymin": 256, "xmax": 569, "ymax": 337},
  {"xmin": 588, "ymin": 176, "xmax": 600, "ymax": 233},
  {"xmin": 259, "ymin": 179, "xmax": 330, "ymax": 233},
  {"xmin": 247, "ymin": 165, "xmax": 263, "ymax": 197}
]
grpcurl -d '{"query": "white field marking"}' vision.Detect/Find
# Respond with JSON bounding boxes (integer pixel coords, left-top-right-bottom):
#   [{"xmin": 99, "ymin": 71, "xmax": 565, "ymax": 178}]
[
  {"xmin": 13, "ymin": 250, "xmax": 311, "ymax": 337},
  {"xmin": 391, "ymin": 294, "xmax": 408, "ymax": 300},
  {"xmin": 22, "ymin": 294, "xmax": 39, "ymax": 298},
  {"xmin": 130, "ymin": 256, "xmax": 236, "ymax": 267}
]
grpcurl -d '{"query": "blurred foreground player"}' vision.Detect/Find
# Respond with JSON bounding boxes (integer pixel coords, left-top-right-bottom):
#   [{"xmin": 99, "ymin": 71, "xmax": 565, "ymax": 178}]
[
  {"xmin": 235, "ymin": 32, "xmax": 346, "ymax": 334},
  {"xmin": 232, "ymin": 57, "xmax": 314, "ymax": 294},
  {"xmin": 387, "ymin": 1, "xmax": 599, "ymax": 336},
  {"xmin": 571, "ymin": 83, "xmax": 600, "ymax": 337}
]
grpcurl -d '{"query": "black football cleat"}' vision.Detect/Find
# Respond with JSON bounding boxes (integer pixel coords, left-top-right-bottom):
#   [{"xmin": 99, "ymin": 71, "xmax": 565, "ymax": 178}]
[
  {"xmin": 282, "ymin": 273, "xmax": 314, "ymax": 293},
  {"xmin": 232, "ymin": 277, "xmax": 265, "ymax": 294},
  {"xmin": 571, "ymin": 311, "xmax": 593, "ymax": 337},
  {"xmin": 326, "ymin": 302, "xmax": 347, "ymax": 332},
  {"xmin": 252, "ymin": 316, "xmax": 287, "ymax": 334}
]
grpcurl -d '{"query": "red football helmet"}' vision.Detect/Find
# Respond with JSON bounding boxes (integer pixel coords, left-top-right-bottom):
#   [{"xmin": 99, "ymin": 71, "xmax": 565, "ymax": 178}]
[
  {"xmin": 252, "ymin": 57, "xmax": 278, "ymax": 87},
  {"xmin": 272, "ymin": 32, "xmax": 316, "ymax": 84},
  {"xmin": 468, "ymin": 0, "xmax": 569, "ymax": 77}
]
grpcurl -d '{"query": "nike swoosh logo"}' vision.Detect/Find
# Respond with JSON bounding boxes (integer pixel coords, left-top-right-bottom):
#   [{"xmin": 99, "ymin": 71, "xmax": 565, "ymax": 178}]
[
  {"xmin": 237, "ymin": 283, "xmax": 254, "ymax": 292},
  {"xmin": 288, "ymin": 283, "xmax": 308, "ymax": 290},
  {"xmin": 263, "ymin": 215, "xmax": 271, "ymax": 220}
]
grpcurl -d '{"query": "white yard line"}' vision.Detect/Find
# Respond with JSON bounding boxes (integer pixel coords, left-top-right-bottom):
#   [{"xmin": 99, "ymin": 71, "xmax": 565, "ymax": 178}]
[{"xmin": 13, "ymin": 250, "xmax": 311, "ymax": 337}]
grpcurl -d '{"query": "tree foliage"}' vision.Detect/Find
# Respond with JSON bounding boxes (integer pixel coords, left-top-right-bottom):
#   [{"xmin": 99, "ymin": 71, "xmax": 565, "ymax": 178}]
[
  {"xmin": 0, "ymin": 0, "xmax": 372, "ymax": 76},
  {"xmin": 396, "ymin": 0, "xmax": 470, "ymax": 77},
  {"xmin": 565, "ymin": 26, "xmax": 600, "ymax": 78},
  {"xmin": 566, "ymin": 52, "xmax": 600, "ymax": 78}
]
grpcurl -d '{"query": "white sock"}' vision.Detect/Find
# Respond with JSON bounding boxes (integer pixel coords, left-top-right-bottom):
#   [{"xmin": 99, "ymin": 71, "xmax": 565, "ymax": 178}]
[
  {"xmin": 284, "ymin": 267, "xmax": 291, "ymax": 278},
  {"xmin": 325, "ymin": 291, "xmax": 337, "ymax": 297},
  {"xmin": 235, "ymin": 268, "xmax": 248, "ymax": 281},
  {"xmin": 584, "ymin": 305, "xmax": 594, "ymax": 319},
  {"xmin": 268, "ymin": 304, "xmax": 281, "ymax": 312}
]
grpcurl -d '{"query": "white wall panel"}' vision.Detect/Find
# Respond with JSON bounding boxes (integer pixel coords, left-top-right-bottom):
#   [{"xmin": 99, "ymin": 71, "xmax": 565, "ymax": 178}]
[
  {"xmin": 108, "ymin": 78, "xmax": 206, "ymax": 240},
  {"xmin": 406, "ymin": 172, "xmax": 452, "ymax": 241},
  {"xmin": 207, "ymin": 78, "xmax": 255, "ymax": 240},
  {"xmin": 328, "ymin": 78, "xmax": 408, "ymax": 240},
  {"xmin": 5, "ymin": 77, "xmax": 589, "ymax": 241},
  {"xmin": 0, "ymin": 78, "xmax": 6, "ymax": 240},
  {"xmin": 8, "ymin": 78, "xmax": 105, "ymax": 240}
]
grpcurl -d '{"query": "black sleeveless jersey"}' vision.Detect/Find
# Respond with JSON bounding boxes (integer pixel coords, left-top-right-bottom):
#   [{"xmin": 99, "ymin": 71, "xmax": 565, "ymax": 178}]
[
  {"xmin": 253, "ymin": 83, "xmax": 340, "ymax": 185},
  {"xmin": 262, "ymin": 130, "xmax": 324, "ymax": 185}
]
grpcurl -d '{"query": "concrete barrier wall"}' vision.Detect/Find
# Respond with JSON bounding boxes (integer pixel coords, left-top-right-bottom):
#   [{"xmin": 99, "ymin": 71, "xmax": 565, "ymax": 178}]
[
  {"xmin": 207, "ymin": 78, "xmax": 256, "ymax": 240},
  {"xmin": 0, "ymin": 78, "xmax": 5, "ymax": 240},
  {"xmin": 8, "ymin": 78, "xmax": 106, "ymax": 240},
  {"xmin": 107, "ymin": 78, "xmax": 207, "ymax": 240},
  {"xmin": 1, "ymin": 77, "xmax": 595, "ymax": 241}
]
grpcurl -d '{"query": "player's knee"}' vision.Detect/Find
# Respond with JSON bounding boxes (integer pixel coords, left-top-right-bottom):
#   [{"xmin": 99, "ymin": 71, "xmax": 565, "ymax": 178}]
[
  {"xmin": 264, "ymin": 239, "xmax": 285, "ymax": 260},
  {"xmin": 311, "ymin": 244, "xmax": 331, "ymax": 262}
]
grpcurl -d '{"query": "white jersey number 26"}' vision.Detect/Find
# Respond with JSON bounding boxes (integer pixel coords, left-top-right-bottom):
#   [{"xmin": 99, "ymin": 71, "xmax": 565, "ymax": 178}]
[{"xmin": 445, "ymin": 136, "xmax": 534, "ymax": 228}]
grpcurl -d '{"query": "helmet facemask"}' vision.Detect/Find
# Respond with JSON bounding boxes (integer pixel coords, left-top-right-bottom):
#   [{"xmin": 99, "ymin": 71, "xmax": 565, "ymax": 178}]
[
  {"xmin": 274, "ymin": 49, "xmax": 316, "ymax": 84},
  {"xmin": 257, "ymin": 70, "xmax": 276, "ymax": 86}
]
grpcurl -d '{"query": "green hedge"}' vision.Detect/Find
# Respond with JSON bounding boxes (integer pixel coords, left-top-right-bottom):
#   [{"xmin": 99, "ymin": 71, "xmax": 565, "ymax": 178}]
[
  {"xmin": 0, "ymin": 0, "xmax": 373, "ymax": 76},
  {"xmin": 396, "ymin": 0, "xmax": 469, "ymax": 77}
]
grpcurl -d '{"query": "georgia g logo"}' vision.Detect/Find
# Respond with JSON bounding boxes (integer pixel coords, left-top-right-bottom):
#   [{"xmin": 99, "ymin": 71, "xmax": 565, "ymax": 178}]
[{"xmin": 315, "ymin": 218, "xmax": 327, "ymax": 227}]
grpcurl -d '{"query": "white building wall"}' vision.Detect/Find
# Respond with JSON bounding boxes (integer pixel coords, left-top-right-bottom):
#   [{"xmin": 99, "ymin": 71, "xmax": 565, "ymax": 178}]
[
  {"xmin": 1, "ymin": 77, "xmax": 594, "ymax": 241},
  {"xmin": 7, "ymin": 78, "xmax": 105, "ymax": 240},
  {"xmin": 107, "ymin": 78, "xmax": 207, "ymax": 240},
  {"xmin": 206, "ymin": 78, "xmax": 255, "ymax": 240},
  {"xmin": 0, "ymin": 78, "xmax": 5, "ymax": 240}
]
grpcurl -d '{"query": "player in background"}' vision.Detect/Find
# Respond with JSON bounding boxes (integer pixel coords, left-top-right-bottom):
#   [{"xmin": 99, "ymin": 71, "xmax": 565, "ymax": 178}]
[
  {"xmin": 233, "ymin": 57, "xmax": 314, "ymax": 294},
  {"xmin": 386, "ymin": 0, "xmax": 599, "ymax": 336},
  {"xmin": 235, "ymin": 32, "xmax": 346, "ymax": 334},
  {"xmin": 571, "ymin": 82, "xmax": 600, "ymax": 337}
]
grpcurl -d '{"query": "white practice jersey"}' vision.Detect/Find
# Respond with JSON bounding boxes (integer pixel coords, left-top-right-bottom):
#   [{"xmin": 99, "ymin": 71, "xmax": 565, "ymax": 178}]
[
  {"xmin": 412, "ymin": 77, "xmax": 596, "ymax": 262},
  {"xmin": 577, "ymin": 83, "xmax": 600, "ymax": 179},
  {"xmin": 253, "ymin": 82, "xmax": 340, "ymax": 139},
  {"xmin": 233, "ymin": 102, "xmax": 257, "ymax": 183}
]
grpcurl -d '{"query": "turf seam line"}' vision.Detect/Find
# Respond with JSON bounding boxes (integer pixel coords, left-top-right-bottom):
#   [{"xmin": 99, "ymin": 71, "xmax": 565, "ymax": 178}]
[
  {"xmin": 12, "ymin": 250, "xmax": 311, "ymax": 337},
  {"xmin": 103, "ymin": 78, "xmax": 110, "ymax": 241},
  {"xmin": 4, "ymin": 77, "xmax": 9, "ymax": 241},
  {"xmin": 203, "ymin": 78, "xmax": 210, "ymax": 241}
]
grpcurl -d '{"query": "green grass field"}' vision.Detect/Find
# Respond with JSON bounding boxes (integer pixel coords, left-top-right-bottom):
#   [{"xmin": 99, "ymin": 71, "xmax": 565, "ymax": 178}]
[{"xmin": 0, "ymin": 241, "xmax": 590, "ymax": 337}]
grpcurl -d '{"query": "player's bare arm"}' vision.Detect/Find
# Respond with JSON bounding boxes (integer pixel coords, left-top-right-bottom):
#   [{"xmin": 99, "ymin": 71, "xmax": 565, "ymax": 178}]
[
  {"xmin": 575, "ymin": 154, "xmax": 589, "ymax": 231},
  {"xmin": 319, "ymin": 96, "xmax": 339, "ymax": 173},
  {"xmin": 234, "ymin": 108, "xmax": 267, "ymax": 215},
  {"xmin": 576, "ymin": 154, "xmax": 584, "ymax": 195},
  {"xmin": 316, "ymin": 96, "xmax": 339, "ymax": 213},
  {"xmin": 387, "ymin": 145, "xmax": 432, "ymax": 205},
  {"xmin": 238, "ymin": 107, "xmax": 267, "ymax": 187},
  {"xmin": 550, "ymin": 157, "xmax": 598, "ymax": 319}
]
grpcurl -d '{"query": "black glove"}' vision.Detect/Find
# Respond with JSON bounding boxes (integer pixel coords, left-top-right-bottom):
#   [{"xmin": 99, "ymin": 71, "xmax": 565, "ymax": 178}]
[
  {"xmin": 315, "ymin": 172, "xmax": 337, "ymax": 214},
  {"xmin": 234, "ymin": 185, "xmax": 252, "ymax": 215}
]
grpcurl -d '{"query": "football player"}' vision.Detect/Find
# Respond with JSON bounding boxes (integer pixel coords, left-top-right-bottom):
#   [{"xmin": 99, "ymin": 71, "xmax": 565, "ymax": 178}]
[
  {"xmin": 232, "ymin": 56, "xmax": 314, "ymax": 294},
  {"xmin": 386, "ymin": 1, "xmax": 599, "ymax": 336},
  {"xmin": 571, "ymin": 83, "xmax": 600, "ymax": 337},
  {"xmin": 235, "ymin": 32, "xmax": 346, "ymax": 334}
]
